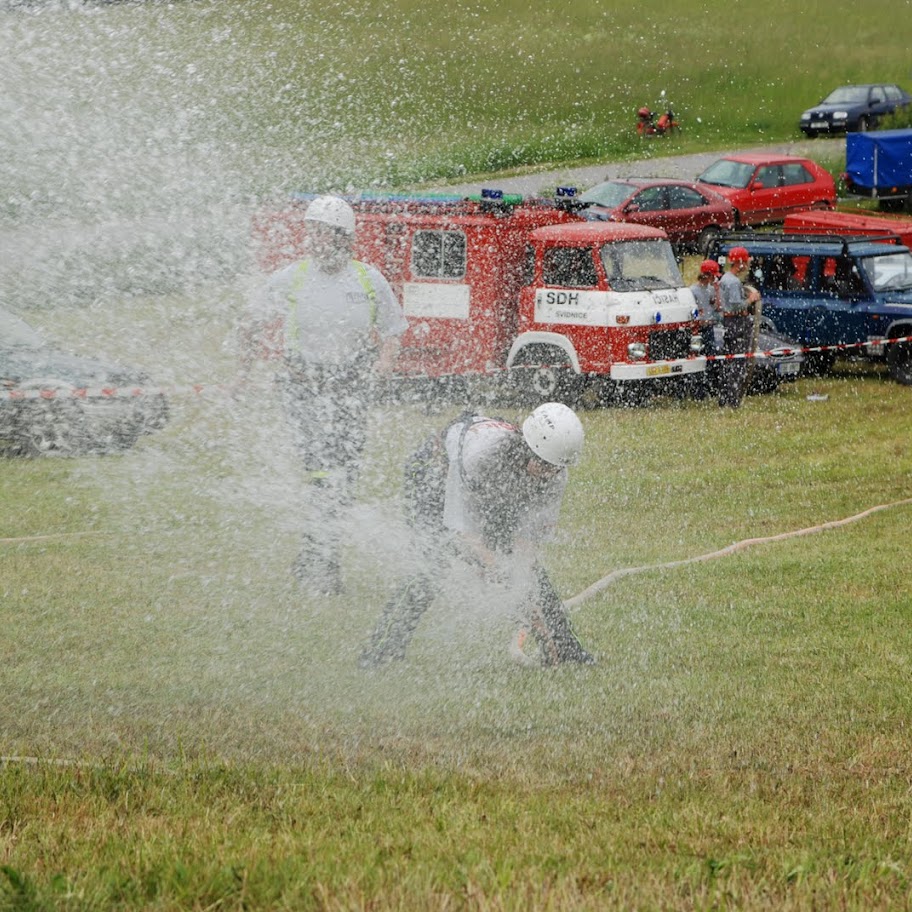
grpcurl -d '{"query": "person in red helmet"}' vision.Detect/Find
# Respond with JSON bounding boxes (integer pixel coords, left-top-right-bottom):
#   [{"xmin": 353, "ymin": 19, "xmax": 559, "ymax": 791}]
[
  {"xmin": 689, "ymin": 259, "xmax": 723, "ymax": 399},
  {"xmin": 718, "ymin": 246, "xmax": 761, "ymax": 408}
]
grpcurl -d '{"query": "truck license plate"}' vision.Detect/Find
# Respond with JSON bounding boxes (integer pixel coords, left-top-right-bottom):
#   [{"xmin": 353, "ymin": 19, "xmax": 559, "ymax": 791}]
[{"xmin": 646, "ymin": 364, "xmax": 671, "ymax": 376}]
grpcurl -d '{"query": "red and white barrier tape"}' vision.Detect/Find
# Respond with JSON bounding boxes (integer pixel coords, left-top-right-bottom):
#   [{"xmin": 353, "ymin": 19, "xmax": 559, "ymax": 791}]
[
  {"xmin": 0, "ymin": 384, "xmax": 220, "ymax": 402},
  {"xmin": 2, "ymin": 334, "xmax": 909, "ymax": 401},
  {"xmin": 703, "ymin": 332, "xmax": 912, "ymax": 363}
]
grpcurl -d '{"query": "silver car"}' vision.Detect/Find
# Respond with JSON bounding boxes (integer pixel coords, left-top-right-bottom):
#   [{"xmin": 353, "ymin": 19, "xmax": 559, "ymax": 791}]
[{"xmin": 1, "ymin": 308, "xmax": 168, "ymax": 456}]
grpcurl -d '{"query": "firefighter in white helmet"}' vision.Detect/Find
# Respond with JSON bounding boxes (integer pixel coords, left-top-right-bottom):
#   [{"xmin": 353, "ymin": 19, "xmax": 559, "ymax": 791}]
[
  {"xmin": 239, "ymin": 194, "xmax": 407, "ymax": 595},
  {"xmin": 360, "ymin": 402, "xmax": 594, "ymax": 667}
]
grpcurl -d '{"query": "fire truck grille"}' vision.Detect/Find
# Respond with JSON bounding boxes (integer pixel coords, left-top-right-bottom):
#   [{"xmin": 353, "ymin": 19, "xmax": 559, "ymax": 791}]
[{"xmin": 648, "ymin": 329, "xmax": 690, "ymax": 362}]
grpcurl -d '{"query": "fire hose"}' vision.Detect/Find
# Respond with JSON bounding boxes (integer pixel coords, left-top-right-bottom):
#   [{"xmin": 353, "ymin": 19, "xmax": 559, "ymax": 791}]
[{"xmin": 564, "ymin": 497, "xmax": 912, "ymax": 611}]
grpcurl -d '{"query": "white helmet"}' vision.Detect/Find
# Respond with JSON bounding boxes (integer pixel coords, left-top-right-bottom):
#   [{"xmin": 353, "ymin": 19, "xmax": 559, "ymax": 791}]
[
  {"xmin": 522, "ymin": 402, "xmax": 585, "ymax": 467},
  {"xmin": 304, "ymin": 195, "xmax": 356, "ymax": 235}
]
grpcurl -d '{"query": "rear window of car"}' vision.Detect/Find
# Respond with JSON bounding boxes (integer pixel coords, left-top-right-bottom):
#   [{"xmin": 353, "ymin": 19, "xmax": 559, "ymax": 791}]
[
  {"xmin": 667, "ymin": 186, "xmax": 707, "ymax": 209},
  {"xmin": 781, "ymin": 163, "xmax": 813, "ymax": 186}
]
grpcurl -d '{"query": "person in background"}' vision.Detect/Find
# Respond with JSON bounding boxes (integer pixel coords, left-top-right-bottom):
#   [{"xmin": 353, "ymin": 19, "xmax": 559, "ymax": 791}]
[
  {"xmin": 717, "ymin": 246, "xmax": 761, "ymax": 409},
  {"xmin": 689, "ymin": 258, "xmax": 722, "ymax": 399},
  {"xmin": 238, "ymin": 195, "xmax": 408, "ymax": 595},
  {"xmin": 360, "ymin": 403, "xmax": 595, "ymax": 668}
]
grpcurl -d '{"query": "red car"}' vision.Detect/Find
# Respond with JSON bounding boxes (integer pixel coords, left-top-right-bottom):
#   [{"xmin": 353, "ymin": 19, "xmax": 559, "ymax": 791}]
[
  {"xmin": 578, "ymin": 178, "xmax": 735, "ymax": 254},
  {"xmin": 695, "ymin": 154, "xmax": 836, "ymax": 227}
]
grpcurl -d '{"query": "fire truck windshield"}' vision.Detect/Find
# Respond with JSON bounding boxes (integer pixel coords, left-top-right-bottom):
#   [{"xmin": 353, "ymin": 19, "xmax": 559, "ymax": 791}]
[{"xmin": 600, "ymin": 239, "xmax": 683, "ymax": 292}]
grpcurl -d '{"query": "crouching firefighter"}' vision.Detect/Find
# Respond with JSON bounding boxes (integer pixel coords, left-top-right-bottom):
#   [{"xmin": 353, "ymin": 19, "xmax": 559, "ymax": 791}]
[{"xmin": 360, "ymin": 402, "xmax": 595, "ymax": 668}]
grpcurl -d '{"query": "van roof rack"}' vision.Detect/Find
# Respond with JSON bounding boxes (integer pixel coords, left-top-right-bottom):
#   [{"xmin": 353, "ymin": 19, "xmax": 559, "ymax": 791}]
[{"xmin": 714, "ymin": 230, "xmax": 903, "ymax": 254}]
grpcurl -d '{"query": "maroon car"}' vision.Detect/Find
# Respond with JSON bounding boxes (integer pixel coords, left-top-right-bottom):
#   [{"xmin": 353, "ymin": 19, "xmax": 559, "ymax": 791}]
[
  {"xmin": 578, "ymin": 178, "xmax": 735, "ymax": 254},
  {"xmin": 695, "ymin": 154, "xmax": 836, "ymax": 227}
]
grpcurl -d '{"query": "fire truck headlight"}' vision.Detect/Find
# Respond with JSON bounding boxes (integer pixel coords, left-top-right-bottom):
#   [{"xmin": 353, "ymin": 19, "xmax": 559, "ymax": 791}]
[
  {"xmin": 628, "ymin": 342, "xmax": 647, "ymax": 361},
  {"xmin": 689, "ymin": 335, "xmax": 704, "ymax": 354}
]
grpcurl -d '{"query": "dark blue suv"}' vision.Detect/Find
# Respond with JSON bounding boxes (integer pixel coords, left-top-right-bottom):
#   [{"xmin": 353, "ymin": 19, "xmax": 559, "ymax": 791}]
[{"xmin": 708, "ymin": 234, "xmax": 912, "ymax": 384}]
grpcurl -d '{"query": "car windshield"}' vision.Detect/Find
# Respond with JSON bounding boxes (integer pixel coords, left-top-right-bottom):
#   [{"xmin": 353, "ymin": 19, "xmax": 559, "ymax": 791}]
[
  {"xmin": 600, "ymin": 239, "xmax": 683, "ymax": 291},
  {"xmin": 578, "ymin": 181, "xmax": 635, "ymax": 208},
  {"xmin": 859, "ymin": 251, "xmax": 912, "ymax": 292},
  {"xmin": 821, "ymin": 86, "xmax": 870, "ymax": 105},
  {"xmin": 0, "ymin": 309, "xmax": 44, "ymax": 348},
  {"xmin": 697, "ymin": 159, "xmax": 754, "ymax": 189}
]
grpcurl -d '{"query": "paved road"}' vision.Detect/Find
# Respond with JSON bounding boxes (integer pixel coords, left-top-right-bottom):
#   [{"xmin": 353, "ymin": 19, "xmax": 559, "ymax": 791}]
[{"xmin": 427, "ymin": 137, "xmax": 843, "ymax": 197}]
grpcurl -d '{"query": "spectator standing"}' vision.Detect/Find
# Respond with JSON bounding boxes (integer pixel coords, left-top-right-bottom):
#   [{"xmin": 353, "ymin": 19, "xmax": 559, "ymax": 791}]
[
  {"xmin": 717, "ymin": 246, "xmax": 761, "ymax": 408},
  {"xmin": 689, "ymin": 259, "xmax": 722, "ymax": 398}
]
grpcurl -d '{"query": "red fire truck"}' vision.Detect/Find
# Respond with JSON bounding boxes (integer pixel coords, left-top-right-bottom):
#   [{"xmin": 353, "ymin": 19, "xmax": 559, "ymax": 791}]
[{"xmin": 254, "ymin": 191, "xmax": 706, "ymax": 404}]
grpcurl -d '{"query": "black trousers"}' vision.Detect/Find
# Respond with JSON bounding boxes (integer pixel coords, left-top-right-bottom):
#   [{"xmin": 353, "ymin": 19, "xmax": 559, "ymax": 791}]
[
  {"xmin": 278, "ymin": 367, "xmax": 374, "ymax": 587},
  {"xmin": 718, "ymin": 316, "xmax": 753, "ymax": 408},
  {"xmin": 360, "ymin": 545, "xmax": 592, "ymax": 667}
]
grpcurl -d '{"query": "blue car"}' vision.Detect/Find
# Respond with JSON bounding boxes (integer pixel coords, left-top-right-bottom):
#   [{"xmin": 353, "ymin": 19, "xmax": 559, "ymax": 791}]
[
  {"xmin": 799, "ymin": 84, "xmax": 912, "ymax": 136},
  {"xmin": 707, "ymin": 234, "xmax": 912, "ymax": 384}
]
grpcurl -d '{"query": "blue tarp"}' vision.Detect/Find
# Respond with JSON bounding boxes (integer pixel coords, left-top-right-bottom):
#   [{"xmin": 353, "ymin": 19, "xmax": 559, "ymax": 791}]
[{"xmin": 845, "ymin": 129, "xmax": 912, "ymax": 191}]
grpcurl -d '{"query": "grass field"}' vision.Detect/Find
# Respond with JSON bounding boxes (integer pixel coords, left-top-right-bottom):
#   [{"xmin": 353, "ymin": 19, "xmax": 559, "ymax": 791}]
[
  {"xmin": 3, "ymin": 328, "xmax": 912, "ymax": 908},
  {"xmin": 5, "ymin": 1, "xmax": 912, "ymax": 908}
]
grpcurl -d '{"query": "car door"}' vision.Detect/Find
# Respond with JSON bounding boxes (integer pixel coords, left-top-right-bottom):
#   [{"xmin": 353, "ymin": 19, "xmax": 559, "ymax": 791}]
[
  {"xmin": 665, "ymin": 185, "xmax": 714, "ymax": 244},
  {"xmin": 742, "ymin": 164, "xmax": 782, "ymax": 225},
  {"xmin": 779, "ymin": 162, "xmax": 823, "ymax": 216},
  {"xmin": 812, "ymin": 256, "xmax": 871, "ymax": 345},
  {"xmin": 623, "ymin": 185, "xmax": 672, "ymax": 233},
  {"xmin": 868, "ymin": 85, "xmax": 892, "ymax": 122},
  {"xmin": 752, "ymin": 253, "xmax": 820, "ymax": 341}
]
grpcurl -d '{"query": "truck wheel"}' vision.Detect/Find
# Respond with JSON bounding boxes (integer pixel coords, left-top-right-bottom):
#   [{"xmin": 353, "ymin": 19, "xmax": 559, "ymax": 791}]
[
  {"xmin": 887, "ymin": 341, "xmax": 912, "ymax": 385},
  {"xmin": 508, "ymin": 364, "xmax": 580, "ymax": 407},
  {"xmin": 522, "ymin": 365, "xmax": 581, "ymax": 406}
]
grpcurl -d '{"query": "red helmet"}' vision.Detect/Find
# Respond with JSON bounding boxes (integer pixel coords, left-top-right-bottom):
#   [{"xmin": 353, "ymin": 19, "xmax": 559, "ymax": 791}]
[
  {"xmin": 637, "ymin": 106, "xmax": 652, "ymax": 118},
  {"xmin": 698, "ymin": 259, "xmax": 720, "ymax": 277},
  {"xmin": 728, "ymin": 246, "xmax": 750, "ymax": 263}
]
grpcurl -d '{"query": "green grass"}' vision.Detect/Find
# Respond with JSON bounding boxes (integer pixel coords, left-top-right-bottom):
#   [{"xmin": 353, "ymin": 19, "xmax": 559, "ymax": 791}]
[
  {"xmin": 3, "ymin": 349, "xmax": 912, "ymax": 908},
  {"xmin": 12, "ymin": 0, "xmax": 909, "ymax": 196},
  {"xmin": 6, "ymin": 1, "xmax": 912, "ymax": 907}
]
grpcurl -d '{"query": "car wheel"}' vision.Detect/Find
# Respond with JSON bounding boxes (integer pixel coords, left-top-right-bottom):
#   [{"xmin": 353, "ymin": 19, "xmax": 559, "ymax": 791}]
[
  {"xmin": 697, "ymin": 225, "xmax": 721, "ymax": 256},
  {"xmin": 748, "ymin": 365, "xmax": 780, "ymax": 395},
  {"xmin": 857, "ymin": 116, "xmax": 870, "ymax": 132},
  {"xmin": 802, "ymin": 350, "xmax": 837, "ymax": 377},
  {"xmin": 887, "ymin": 340, "xmax": 912, "ymax": 385},
  {"xmin": 15, "ymin": 397, "xmax": 88, "ymax": 457}
]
